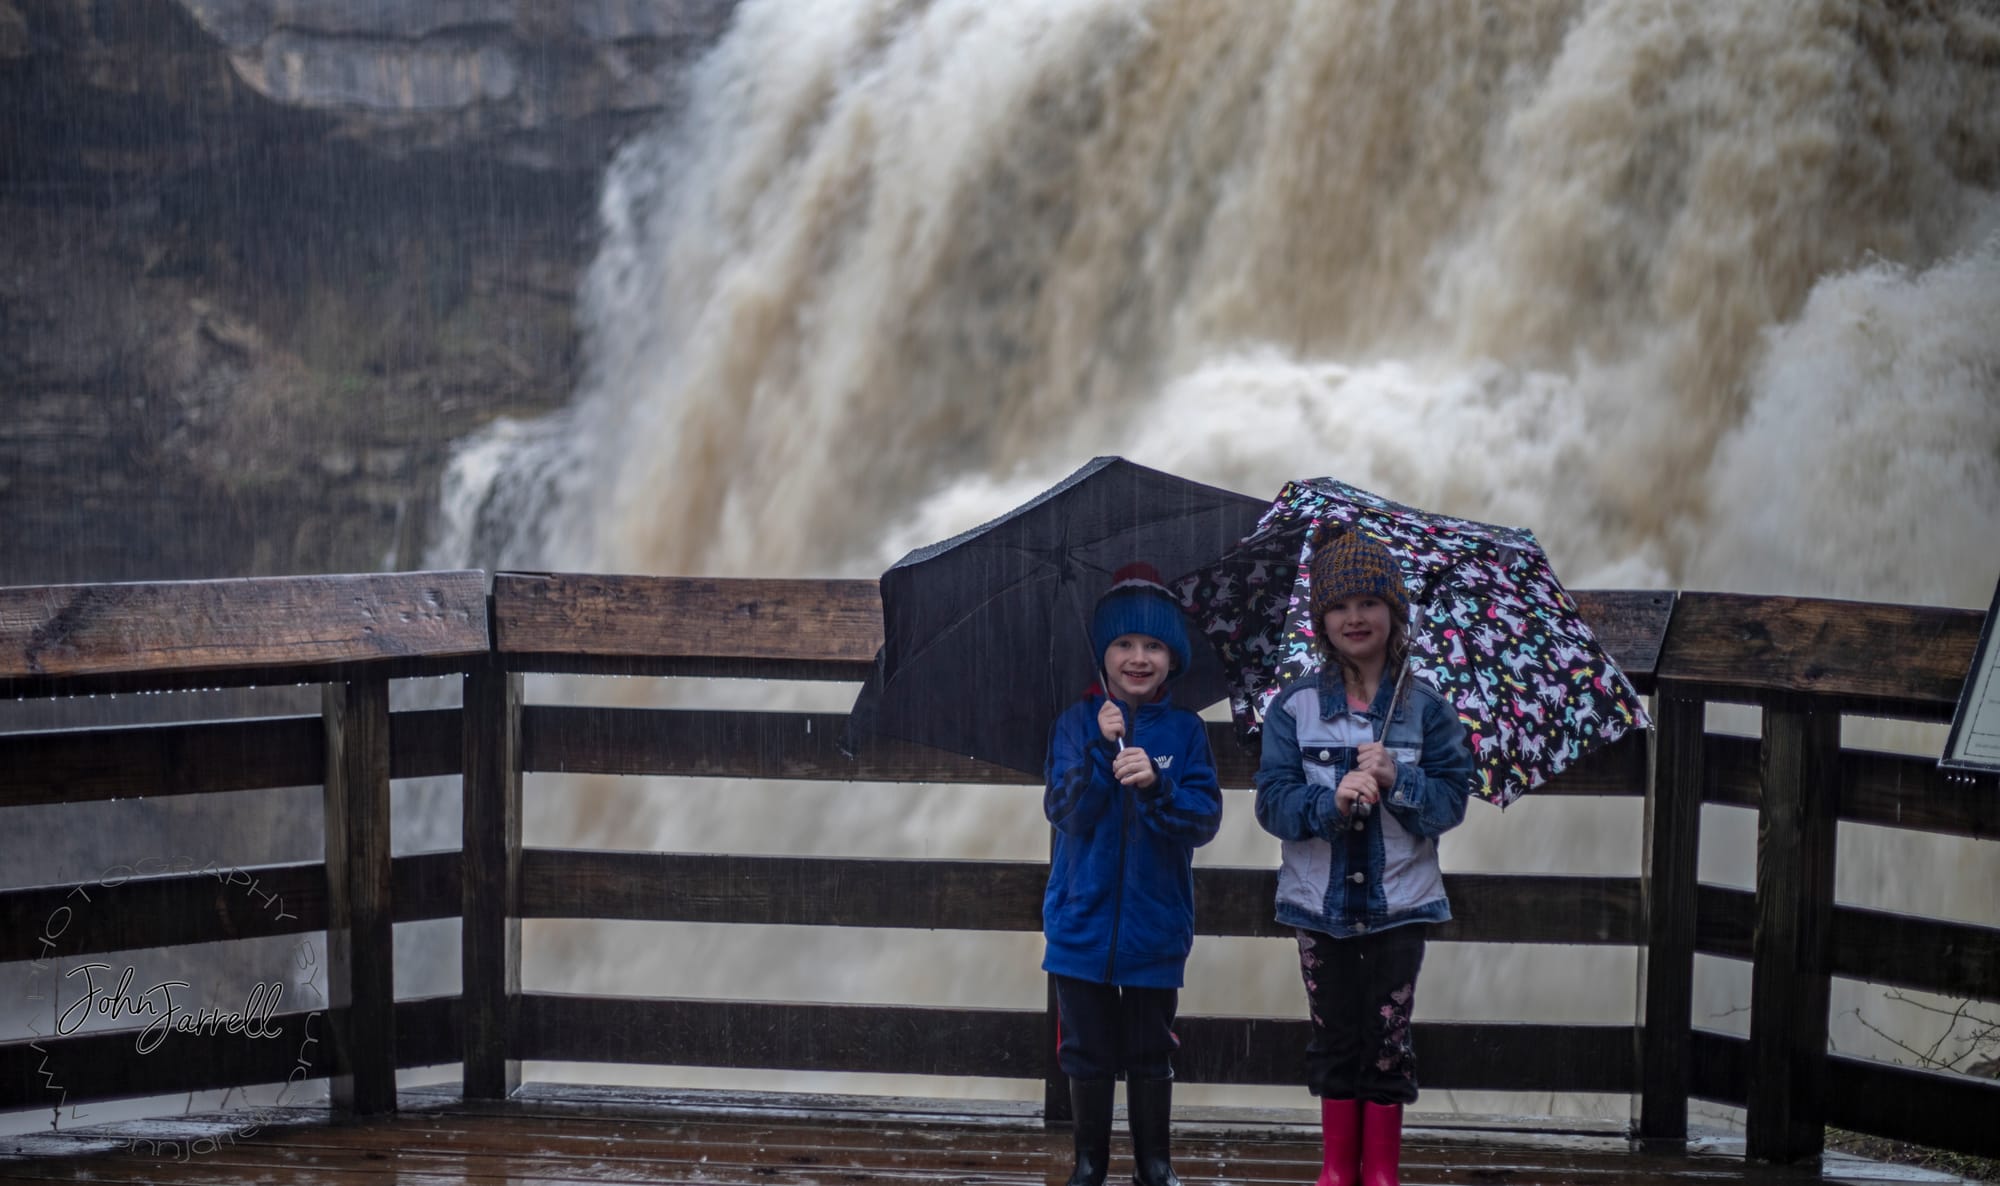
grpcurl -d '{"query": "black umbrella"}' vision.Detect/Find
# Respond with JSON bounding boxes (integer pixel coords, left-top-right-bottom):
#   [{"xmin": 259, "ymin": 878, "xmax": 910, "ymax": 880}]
[{"xmin": 843, "ymin": 456, "xmax": 1268, "ymax": 776}]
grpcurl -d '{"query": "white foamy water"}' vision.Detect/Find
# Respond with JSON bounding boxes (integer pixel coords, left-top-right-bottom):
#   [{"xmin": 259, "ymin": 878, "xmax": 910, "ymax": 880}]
[{"xmin": 435, "ymin": 0, "xmax": 2000, "ymax": 1115}]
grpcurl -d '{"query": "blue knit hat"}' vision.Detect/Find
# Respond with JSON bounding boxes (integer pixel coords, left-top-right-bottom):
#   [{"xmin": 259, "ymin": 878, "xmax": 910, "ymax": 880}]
[{"xmin": 1090, "ymin": 563, "xmax": 1193, "ymax": 676}]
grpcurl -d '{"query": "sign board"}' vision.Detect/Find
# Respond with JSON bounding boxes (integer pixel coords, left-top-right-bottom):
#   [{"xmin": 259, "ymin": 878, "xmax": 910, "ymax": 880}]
[{"xmin": 1941, "ymin": 572, "xmax": 2000, "ymax": 779}]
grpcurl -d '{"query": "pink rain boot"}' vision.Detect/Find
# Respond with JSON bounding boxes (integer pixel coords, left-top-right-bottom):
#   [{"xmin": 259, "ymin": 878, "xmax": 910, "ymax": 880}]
[
  {"xmin": 1316, "ymin": 1097, "xmax": 1362, "ymax": 1186},
  {"xmin": 1358, "ymin": 1102, "xmax": 1403, "ymax": 1186}
]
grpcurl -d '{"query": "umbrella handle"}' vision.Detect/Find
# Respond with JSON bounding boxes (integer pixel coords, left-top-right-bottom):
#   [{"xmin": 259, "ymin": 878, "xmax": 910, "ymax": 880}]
[
  {"xmin": 1100, "ymin": 663, "xmax": 1130, "ymax": 751},
  {"xmin": 1353, "ymin": 662, "xmax": 1411, "ymax": 820}
]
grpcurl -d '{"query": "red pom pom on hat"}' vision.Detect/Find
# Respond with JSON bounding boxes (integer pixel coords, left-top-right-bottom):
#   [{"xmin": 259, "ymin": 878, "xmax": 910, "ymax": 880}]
[{"xmin": 1108, "ymin": 561, "xmax": 1167, "ymax": 589}]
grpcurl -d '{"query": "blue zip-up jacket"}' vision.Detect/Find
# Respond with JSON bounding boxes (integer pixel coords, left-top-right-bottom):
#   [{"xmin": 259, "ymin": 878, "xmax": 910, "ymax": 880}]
[
  {"xmin": 1253, "ymin": 666, "xmax": 1472, "ymax": 938},
  {"xmin": 1041, "ymin": 692, "xmax": 1222, "ymax": 988}
]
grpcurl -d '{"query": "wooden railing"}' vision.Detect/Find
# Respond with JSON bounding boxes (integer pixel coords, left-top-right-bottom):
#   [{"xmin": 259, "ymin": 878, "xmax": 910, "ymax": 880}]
[{"xmin": 2, "ymin": 570, "xmax": 1995, "ymax": 1165}]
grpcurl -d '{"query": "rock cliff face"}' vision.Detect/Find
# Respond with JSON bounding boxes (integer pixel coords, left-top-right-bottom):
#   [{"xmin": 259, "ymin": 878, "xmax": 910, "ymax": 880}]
[{"xmin": 0, "ymin": 0, "xmax": 736, "ymax": 585}]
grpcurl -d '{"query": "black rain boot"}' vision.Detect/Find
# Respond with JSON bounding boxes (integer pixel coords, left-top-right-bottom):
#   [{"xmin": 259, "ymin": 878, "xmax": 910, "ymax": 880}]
[
  {"xmin": 1126, "ymin": 1076, "xmax": 1182, "ymax": 1186},
  {"xmin": 1066, "ymin": 1077, "xmax": 1115, "ymax": 1186}
]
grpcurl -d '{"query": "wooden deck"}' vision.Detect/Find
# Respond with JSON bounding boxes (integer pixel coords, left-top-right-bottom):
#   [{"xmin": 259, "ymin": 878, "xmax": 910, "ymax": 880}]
[{"xmin": 0, "ymin": 1086, "xmax": 1970, "ymax": 1185}]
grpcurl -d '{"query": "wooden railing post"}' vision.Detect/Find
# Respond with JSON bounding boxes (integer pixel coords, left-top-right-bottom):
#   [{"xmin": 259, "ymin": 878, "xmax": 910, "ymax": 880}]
[
  {"xmin": 462, "ymin": 657, "xmax": 523, "ymax": 1098},
  {"xmin": 1745, "ymin": 698, "xmax": 1841, "ymax": 1163},
  {"xmin": 1638, "ymin": 691, "xmax": 1704, "ymax": 1149},
  {"xmin": 323, "ymin": 674, "xmax": 398, "ymax": 1115}
]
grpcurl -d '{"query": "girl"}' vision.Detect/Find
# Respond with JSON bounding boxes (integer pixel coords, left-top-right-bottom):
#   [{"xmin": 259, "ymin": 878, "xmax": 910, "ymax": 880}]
[{"xmin": 1252, "ymin": 526, "xmax": 1473, "ymax": 1186}]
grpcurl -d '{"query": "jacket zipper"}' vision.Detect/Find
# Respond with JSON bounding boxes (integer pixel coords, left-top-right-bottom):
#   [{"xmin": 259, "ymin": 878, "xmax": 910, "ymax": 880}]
[{"xmin": 1105, "ymin": 788, "xmax": 1130, "ymax": 982}]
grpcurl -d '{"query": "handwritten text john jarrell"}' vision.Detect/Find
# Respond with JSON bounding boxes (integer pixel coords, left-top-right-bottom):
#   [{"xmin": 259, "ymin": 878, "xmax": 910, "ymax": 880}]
[{"xmin": 56, "ymin": 963, "xmax": 286, "ymax": 1055}]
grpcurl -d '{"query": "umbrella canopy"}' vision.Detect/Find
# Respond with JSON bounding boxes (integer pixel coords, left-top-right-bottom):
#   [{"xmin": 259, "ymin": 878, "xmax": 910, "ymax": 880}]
[
  {"xmin": 844, "ymin": 457, "xmax": 1268, "ymax": 776},
  {"xmin": 1175, "ymin": 477, "xmax": 1650, "ymax": 806}
]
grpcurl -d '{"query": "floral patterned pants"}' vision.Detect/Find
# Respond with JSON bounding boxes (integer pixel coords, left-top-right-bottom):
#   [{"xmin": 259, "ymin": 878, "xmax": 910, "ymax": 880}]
[{"xmin": 1294, "ymin": 924, "xmax": 1427, "ymax": 1104}]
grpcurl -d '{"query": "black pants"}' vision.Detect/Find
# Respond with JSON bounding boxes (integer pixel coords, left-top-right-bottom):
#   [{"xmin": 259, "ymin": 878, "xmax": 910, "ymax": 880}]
[
  {"xmin": 1295, "ymin": 924, "xmax": 1427, "ymax": 1104},
  {"xmin": 1053, "ymin": 974, "xmax": 1179, "ymax": 1081}
]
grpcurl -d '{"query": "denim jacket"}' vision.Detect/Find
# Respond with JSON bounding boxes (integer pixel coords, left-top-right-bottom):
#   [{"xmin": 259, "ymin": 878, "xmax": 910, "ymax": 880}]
[{"xmin": 1252, "ymin": 666, "xmax": 1473, "ymax": 937}]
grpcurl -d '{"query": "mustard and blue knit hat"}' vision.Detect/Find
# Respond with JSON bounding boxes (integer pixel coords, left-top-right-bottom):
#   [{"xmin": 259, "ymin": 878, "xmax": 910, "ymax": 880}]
[
  {"xmin": 1308, "ymin": 523, "xmax": 1410, "ymax": 629},
  {"xmin": 1090, "ymin": 562, "xmax": 1192, "ymax": 676}
]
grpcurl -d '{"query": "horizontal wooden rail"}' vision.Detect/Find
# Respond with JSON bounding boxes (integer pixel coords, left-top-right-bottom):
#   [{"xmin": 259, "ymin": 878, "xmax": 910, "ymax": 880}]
[
  {"xmin": 1837, "ymin": 746, "xmax": 2000, "ymax": 839},
  {"xmin": 493, "ymin": 574, "xmax": 882, "ymax": 680},
  {"xmin": 491, "ymin": 576, "xmax": 1674, "ymax": 688},
  {"xmin": 516, "ymin": 995, "xmax": 1039, "ymax": 1078},
  {"xmin": 1695, "ymin": 885, "xmax": 2000, "ymax": 1004},
  {"xmin": 0, "ymin": 853, "xmax": 461, "ymax": 963},
  {"xmin": 1688, "ymin": 1030, "xmax": 2000, "ymax": 1159},
  {"xmin": 518, "ymin": 705, "xmax": 1653, "ymax": 796},
  {"xmin": 1568, "ymin": 589, "xmax": 1674, "ymax": 692},
  {"xmin": 1705, "ymin": 733, "xmax": 2000, "ymax": 839},
  {"xmin": 522, "ymin": 706, "xmax": 1031, "ymax": 784},
  {"xmin": 1825, "ymin": 1049, "xmax": 2000, "ymax": 1160},
  {"xmin": 514, "ymin": 994, "xmax": 1638, "ymax": 1093},
  {"xmin": 0, "ymin": 709, "xmax": 462, "ymax": 810},
  {"xmin": 518, "ymin": 849, "xmax": 1644, "ymax": 945},
  {"xmin": 1174, "ymin": 1016, "xmax": 1639, "ymax": 1092},
  {"xmin": 1656, "ymin": 594, "xmax": 1981, "ymax": 714},
  {"xmin": 0, "ymin": 996, "xmax": 458, "ymax": 1112},
  {"xmin": 0, "ymin": 572, "xmax": 488, "ymax": 698}
]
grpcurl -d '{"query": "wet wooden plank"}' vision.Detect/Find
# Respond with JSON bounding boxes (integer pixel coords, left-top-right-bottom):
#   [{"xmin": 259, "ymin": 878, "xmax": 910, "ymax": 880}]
[
  {"xmin": 5, "ymin": 1111, "xmax": 1064, "ymax": 1181},
  {"xmin": 1531, "ymin": 730, "xmax": 1650, "ymax": 796},
  {"xmin": 1376, "ymin": 873, "xmax": 1644, "ymax": 945},
  {"xmin": 1745, "ymin": 701, "xmax": 1841, "ymax": 1163},
  {"xmin": 517, "ymin": 849, "xmax": 1643, "ymax": 945},
  {"xmin": 459, "ymin": 662, "xmax": 522, "ymax": 1100},
  {"xmin": 512, "ymin": 993, "xmax": 1638, "ymax": 1095},
  {"xmin": 0, "ymin": 853, "xmax": 459, "ymax": 963},
  {"xmin": 0, "ymin": 997, "xmax": 456, "ymax": 1113},
  {"xmin": 0, "ymin": 572, "xmax": 488, "ymax": 698},
  {"xmin": 1826, "ymin": 904, "xmax": 2000, "ymax": 1005},
  {"xmin": 321, "ymin": 678, "xmax": 397, "ymax": 1117},
  {"xmin": 492, "ymin": 573, "xmax": 881, "ymax": 680},
  {"xmin": 0, "ymin": 1113, "xmax": 1717, "ymax": 1186},
  {"xmin": 1698, "ymin": 885, "xmax": 2000, "ymax": 1005},
  {"xmin": 490, "ymin": 576, "xmax": 1668, "ymax": 689},
  {"xmin": 513, "ymin": 994, "xmax": 1045, "ymax": 1078},
  {"xmin": 1640, "ymin": 694, "xmax": 1705, "ymax": 1148},
  {"xmin": 3, "ymin": 1082, "xmax": 1972, "ymax": 1184},
  {"xmin": 1570, "ymin": 589, "xmax": 1675, "ymax": 690},
  {"xmin": 518, "ymin": 848, "xmax": 1047, "ymax": 932},
  {"xmin": 1699, "ymin": 733, "xmax": 1998, "ymax": 839},
  {"xmin": 0, "ymin": 708, "xmax": 459, "ymax": 809},
  {"xmin": 1172, "ymin": 1017, "xmax": 1639, "ymax": 1094},
  {"xmin": 1837, "ymin": 745, "xmax": 2000, "ymax": 840},
  {"xmin": 1824, "ymin": 1051, "xmax": 2000, "ymax": 1161},
  {"xmin": 1689, "ymin": 1028, "xmax": 1751, "ymax": 1107},
  {"xmin": 518, "ymin": 704, "xmax": 1649, "ymax": 796},
  {"xmin": 521, "ymin": 705, "xmax": 1032, "ymax": 783},
  {"xmin": 1696, "ymin": 884, "xmax": 1758, "ymax": 960},
  {"xmin": 1693, "ymin": 1029, "xmax": 2000, "ymax": 1163},
  {"xmin": 1656, "ymin": 594, "xmax": 1982, "ymax": 714}
]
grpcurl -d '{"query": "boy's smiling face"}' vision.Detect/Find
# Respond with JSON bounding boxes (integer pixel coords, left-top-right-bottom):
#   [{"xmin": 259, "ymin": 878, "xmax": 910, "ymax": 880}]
[{"xmin": 1103, "ymin": 633, "xmax": 1171, "ymax": 704}]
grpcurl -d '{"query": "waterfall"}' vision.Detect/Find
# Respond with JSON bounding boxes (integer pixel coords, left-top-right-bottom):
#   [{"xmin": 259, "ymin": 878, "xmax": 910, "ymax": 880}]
[{"xmin": 432, "ymin": 0, "xmax": 2000, "ymax": 1113}]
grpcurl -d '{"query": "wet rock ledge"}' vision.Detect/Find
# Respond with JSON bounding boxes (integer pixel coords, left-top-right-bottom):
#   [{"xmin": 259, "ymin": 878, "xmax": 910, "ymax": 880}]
[{"xmin": 0, "ymin": 0, "xmax": 737, "ymax": 585}]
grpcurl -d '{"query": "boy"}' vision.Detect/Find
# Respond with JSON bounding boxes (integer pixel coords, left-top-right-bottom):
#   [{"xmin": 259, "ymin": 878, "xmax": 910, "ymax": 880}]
[{"xmin": 1043, "ymin": 563, "xmax": 1222, "ymax": 1186}]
